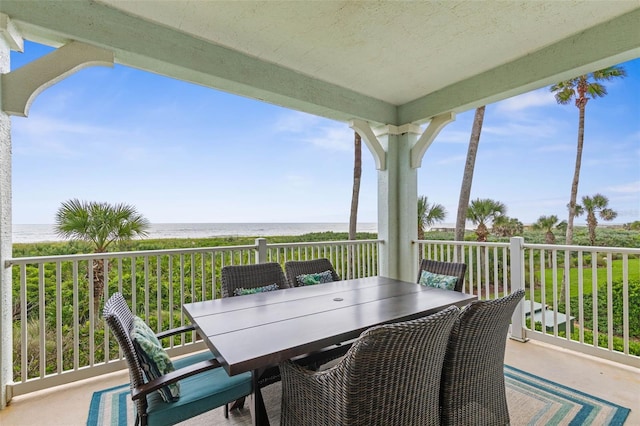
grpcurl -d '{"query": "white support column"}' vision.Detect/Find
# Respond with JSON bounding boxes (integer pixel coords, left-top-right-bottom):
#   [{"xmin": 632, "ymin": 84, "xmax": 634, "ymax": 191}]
[
  {"xmin": 351, "ymin": 116, "xmax": 455, "ymax": 282},
  {"xmin": 0, "ymin": 13, "xmax": 20, "ymax": 409},
  {"xmin": 375, "ymin": 124, "xmax": 421, "ymax": 282}
]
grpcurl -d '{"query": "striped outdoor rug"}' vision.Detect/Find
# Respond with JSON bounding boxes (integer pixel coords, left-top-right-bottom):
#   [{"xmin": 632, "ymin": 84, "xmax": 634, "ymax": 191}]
[{"xmin": 87, "ymin": 365, "xmax": 630, "ymax": 425}]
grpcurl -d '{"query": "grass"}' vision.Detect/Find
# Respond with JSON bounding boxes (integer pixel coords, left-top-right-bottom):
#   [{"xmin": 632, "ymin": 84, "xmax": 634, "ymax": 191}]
[{"xmin": 530, "ymin": 258, "xmax": 640, "ymax": 303}]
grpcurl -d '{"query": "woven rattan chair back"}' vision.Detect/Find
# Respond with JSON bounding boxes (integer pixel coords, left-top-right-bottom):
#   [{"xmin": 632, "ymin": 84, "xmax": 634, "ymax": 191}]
[
  {"xmin": 417, "ymin": 259, "xmax": 467, "ymax": 292},
  {"xmin": 103, "ymin": 293, "xmax": 149, "ymax": 421},
  {"xmin": 280, "ymin": 306, "xmax": 460, "ymax": 426},
  {"xmin": 284, "ymin": 258, "xmax": 340, "ymax": 287},
  {"xmin": 220, "ymin": 262, "xmax": 289, "ymax": 298},
  {"xmin": 440, "ymin": 289, "xmax": 525, "ymax": 426}
]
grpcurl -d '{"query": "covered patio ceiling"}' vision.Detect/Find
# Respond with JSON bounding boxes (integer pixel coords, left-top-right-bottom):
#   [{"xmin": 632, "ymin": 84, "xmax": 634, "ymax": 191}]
[{"xmin": 2, "ymin": 1, "xmax": 639, "ymax": 126}]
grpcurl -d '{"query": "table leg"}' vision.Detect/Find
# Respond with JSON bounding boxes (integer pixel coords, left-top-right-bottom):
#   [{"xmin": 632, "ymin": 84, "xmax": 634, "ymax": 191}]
[{"xmin": 249, "ymin": 369, "xmax": 270, "ymax": 426}]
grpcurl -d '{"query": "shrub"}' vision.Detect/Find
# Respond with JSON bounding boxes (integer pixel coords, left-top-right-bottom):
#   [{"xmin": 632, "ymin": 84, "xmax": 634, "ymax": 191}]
[{"xmin": 568, "ymin": 279, "xmax": 640, "ymax": 339}]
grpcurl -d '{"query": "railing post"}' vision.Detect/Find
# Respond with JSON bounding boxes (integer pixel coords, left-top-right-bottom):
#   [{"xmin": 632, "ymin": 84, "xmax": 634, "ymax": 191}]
[
  {"xmin": 509, "ymin": 237, "xmax": 527, "ymax": 342},
  {"xmin": 255, "ymin": 238, "xmax": 267, "ymax": 264}
]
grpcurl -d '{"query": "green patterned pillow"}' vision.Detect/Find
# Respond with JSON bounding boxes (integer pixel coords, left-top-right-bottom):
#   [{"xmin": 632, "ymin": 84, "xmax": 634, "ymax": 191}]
[
  {"xmin": 233, "ymin": 283, "xmax": 279, "ymax": 296},
  {"xmin": 296, "ymin": 270, "xmax": 334, "ymax": 286},
  {"xmin": 130, "ymin": 316, "xmax": 180, "ymax": 402},
  {"xmin": 418, "ymin": 270, "xmax": 458, "ymax": 291}
]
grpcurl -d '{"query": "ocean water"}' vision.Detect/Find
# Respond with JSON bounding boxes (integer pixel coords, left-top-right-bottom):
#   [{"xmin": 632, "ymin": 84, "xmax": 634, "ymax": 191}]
[{"xmin": 12, "ymin": 223, "xmax": 379, "ymax": 244}]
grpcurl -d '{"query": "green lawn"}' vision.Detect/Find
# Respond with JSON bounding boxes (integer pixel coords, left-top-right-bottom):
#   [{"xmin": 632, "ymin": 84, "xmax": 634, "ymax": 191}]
[{"xmin": 530, "ymin": 257, "xmax": 640, "ymax": 303}]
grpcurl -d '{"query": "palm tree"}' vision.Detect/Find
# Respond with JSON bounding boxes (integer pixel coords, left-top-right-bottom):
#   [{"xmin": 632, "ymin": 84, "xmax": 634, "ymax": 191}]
[
  {"xmin": 550, "ymin": 66, "xmax": 626, "ymax": 245},
  {"xmin": 466, "ymin": 198, "xmax": 506, "ymax": 242},
  {"xmin": 533, "ymin": 214, "xmax": 560, "ymax": 267},
  {"xmin": 455, "ymin": 106, "xmax": 486, "ymax": 243},
  {"xmin": 55, "ymin": 199, "xmax": 150, "ymax": 311},
  {"xmin": 576, "ymin": 194, "xmax": 618, "ymax": 245},
  {"xmin": 348, "ymin": 131, "xmax": 362, "ymax": 241},
  {"xmin": 417, "ymin": 196, "xmax": 447, "ymax": 240},
  {"xmin": 533, "ymin": 215, "xmax": 560, "ymax": 244},
  {"xmin": 492, "ymin": 216, "xmax": 523, "ymax": 237}
]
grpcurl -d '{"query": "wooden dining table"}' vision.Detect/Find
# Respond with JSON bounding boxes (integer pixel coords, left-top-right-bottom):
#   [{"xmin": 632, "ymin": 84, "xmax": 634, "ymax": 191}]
[{"xmin": 183, "ymin": 275, "xmax": 476, "ymax": 425}]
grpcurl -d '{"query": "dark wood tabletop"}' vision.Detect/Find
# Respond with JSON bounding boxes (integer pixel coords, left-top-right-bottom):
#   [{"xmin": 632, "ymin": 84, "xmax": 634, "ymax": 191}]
[{"xmin": 183, "ymin": 275, "xmax": 476, "ymax": 377}]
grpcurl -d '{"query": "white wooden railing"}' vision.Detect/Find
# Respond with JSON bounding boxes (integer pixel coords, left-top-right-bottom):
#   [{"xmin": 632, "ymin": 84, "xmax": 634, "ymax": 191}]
[
  {"xmin": 6, "ymin": 238, "xmax": 381, "ymax": 396},
  {"xmin": 6, "ymin": 235, "xmax": 639, "ymax": 398},
  {"xmin": 416, "ymin": 237, "xmax": 640, "ymax": 368}
]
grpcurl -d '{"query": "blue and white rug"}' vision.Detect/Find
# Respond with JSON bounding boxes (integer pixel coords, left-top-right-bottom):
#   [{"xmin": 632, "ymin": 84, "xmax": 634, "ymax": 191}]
[{"xmin": 88, "ymin": 365, "xmax": 630, "ymax": 426}]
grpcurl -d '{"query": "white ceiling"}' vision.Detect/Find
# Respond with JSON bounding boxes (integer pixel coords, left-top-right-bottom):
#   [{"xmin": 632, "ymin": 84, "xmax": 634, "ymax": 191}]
[{"xmin": 2, "ymin": 1, "xmax": 639, "ymax": 125}]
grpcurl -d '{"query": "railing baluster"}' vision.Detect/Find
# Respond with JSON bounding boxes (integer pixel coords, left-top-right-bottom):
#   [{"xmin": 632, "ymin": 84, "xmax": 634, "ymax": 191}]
[
  {"xmin": 56, "ymin": 262, "xmax": 62, "ymax": 373},
  {"xmin": 592, "ymin": 252, "xmax": 598, "ymax": 348},
  {"xmin": 623, "ymin": 254, "xmax": 629, "ymax": 355},
  {"xmin": 72, "ymin": 261, "xmax": 79, "ymax": 371},
  {"xmin": 578, "ymin": 250, "xmax": 585, "ymax": 344},
  {"xmin": 38, "ymin": 264, "xmax": 45, "ymax": 379},
  {"xmin": 607, "ymin": 252, "xmax": 613, "ymax": 351},
  {"xmin": 20, "ymin": 265, "xmax": 27, "ymax": 382}
]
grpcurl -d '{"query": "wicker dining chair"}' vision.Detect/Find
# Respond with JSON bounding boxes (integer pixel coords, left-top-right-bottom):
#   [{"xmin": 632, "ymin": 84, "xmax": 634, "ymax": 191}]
[
  {"xmin": 220, "ymin": 262, "xmax": 290, "ymax": 298},
  {"xmin": 279, "ymin": 306, "xmax": 460, "ymax": 426},
  {"xmin": 440, "ymin": 289, "xmax": 525, "ymax": 426},
  {"xmin": 417, "ymin": 259, "xmax": 467, "ymax": 292},
  {"xmin": 102, "ymin": 293, "xmax": 252, "ymax": 426},
  {"xmin": 284, "ymin": 258, "xmax": 340, "ymax": 287},
  {"xmin": 220, "ymin": 262, "xmax": 346, "ymax": 388},
  {"xmin": 284, "ymin": 258, "xmax": 352, "ymax": 368},
  {"xmin": 221, "ymin": 262, "xmax": 289, "ymax": 389}
]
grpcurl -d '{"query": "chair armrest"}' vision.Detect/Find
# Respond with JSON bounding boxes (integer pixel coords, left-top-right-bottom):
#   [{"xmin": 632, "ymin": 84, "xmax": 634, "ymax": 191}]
[
  {"xmin": 281, "ymin": 358, "xmax": 339, "ymax": 385},
  {"xmin": 155, "ymin": 324, "xmax": 196, "ymax": 340},
  {"xmin": 293, "ymin": 339, "xmax": 355, "ymax": 370},
  {"xmin": 131, "ymin": 358, "xmax": 221, "ymax": 401}
]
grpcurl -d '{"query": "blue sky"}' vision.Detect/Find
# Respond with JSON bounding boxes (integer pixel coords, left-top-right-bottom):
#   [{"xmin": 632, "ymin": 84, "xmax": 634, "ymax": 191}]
[{"xmin": 10, "ymin": 41, "xmax": 640, "ymax": 226}]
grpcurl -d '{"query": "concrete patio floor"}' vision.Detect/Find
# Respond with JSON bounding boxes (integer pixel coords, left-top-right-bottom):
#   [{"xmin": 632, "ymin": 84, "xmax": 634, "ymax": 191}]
[{"xmin": 1, "ymin": 339, "xmax": 638, "ymax": 425}]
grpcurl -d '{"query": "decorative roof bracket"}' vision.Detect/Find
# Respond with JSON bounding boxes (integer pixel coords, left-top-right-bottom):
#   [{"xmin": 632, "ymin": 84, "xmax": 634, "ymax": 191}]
[
  {"xmin": 2, "ymin": 40, "xmax": 114, "ymax": 117},
  {"xmin": 410, "ymin": 112, "xmax": 455, "ymax": 169},
  {"xmin": 349, "ymin": 118, "xmax": 387, "ymax": 170}
]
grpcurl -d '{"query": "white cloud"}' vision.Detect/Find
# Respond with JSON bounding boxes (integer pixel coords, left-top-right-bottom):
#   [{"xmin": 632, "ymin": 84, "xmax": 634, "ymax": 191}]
[
  {"xmin": 606, "ymin": 181, "xmax": 640, "ymax": 194},
  {"xmin": 496, "ymin": 90, "xmax": 556, "ymax": 113},
  {"xmin": 302, "ymin": 126, "xmax": 354, "ymax": 152},
  {"xmin": 482, "ymin": 121, "xmax": 558, "ymax": 139},
  {"xmin": 273, "ymin": 110, "xmax": 325, "ymax": 133},
  {"xmin": 284, "ymin": 174, "xmax": 311, "ymax": 188},
  {"xmin": 435, "ymin": 130, "xmax": 473, "ymax": 144},
  {"xmin": 536, "ymin": 143, "xmax": 575, "ymax": 153},
  {"xmin": 437, "ymin": 154, "xmax": 466, "ymax": 165},
  {"xmin": 272, "ymin": 110, "xmax": 354, "ymax": 151}
]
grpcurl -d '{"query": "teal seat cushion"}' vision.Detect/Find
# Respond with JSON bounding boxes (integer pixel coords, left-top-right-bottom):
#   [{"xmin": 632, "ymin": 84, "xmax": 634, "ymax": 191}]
[
  {"xmin": 233, "ymin": 283, "xmax": 279, "ymax": 296},
  {"xmin": 130, "ymin": 316, "xmax": 180, "ymax": 402},
  {"xmin": 146, "ymin": 351, "xmax": 252, "ymax": 426},
  {"xmin": 296, "ymin": 270, "xmax": 334, "ymax": 286},
  {"xmin": 418, "ymin": 270, "xmax": 458, "ymax": 291}
]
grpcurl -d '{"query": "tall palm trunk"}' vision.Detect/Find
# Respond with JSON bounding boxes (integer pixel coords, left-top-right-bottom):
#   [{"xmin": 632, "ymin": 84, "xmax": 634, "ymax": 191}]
[
  {"xmin": 455, "ymin": 106, "xmax": 485, "ymax": 258},
  {"xmin": 587, "ymin": 212, "xmax": 598, "ymax": 246},
  {"xmin": 348, "ymin": 132, "xmax": 362, "ymax": 278},
  {"xmin": 92, "ymin": 258, "xmax": 105, "ymax": 315},
  {"xmin": 565, "ymin": 86, "xmax": 588, "ymax": 246},
  {"xmin": 349, "ymin": 132, "xmax": 362, "ymax": 240}
]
